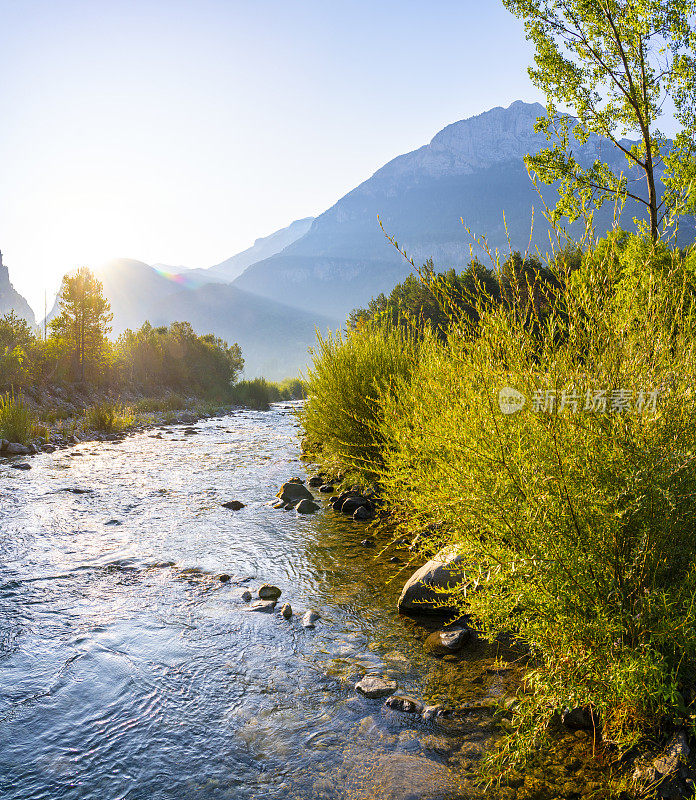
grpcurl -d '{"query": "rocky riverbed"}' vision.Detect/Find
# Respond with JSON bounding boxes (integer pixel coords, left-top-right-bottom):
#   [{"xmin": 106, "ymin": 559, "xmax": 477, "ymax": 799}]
[{"xmin": 0, "ymin": 402, "xmax": 657, "ymax": 799}]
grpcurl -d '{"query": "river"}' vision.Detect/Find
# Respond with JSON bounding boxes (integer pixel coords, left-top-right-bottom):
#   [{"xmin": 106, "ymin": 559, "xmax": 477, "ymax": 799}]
[{"xmin": 0, "ymin": 403, "xmax": 590, "ymax": 800}]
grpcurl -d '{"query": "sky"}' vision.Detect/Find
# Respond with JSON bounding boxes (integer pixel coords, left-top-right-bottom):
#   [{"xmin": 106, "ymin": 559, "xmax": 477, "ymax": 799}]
[{"xmin": 0, "ymin": 0, "xmax": 547, "ymax": 314}]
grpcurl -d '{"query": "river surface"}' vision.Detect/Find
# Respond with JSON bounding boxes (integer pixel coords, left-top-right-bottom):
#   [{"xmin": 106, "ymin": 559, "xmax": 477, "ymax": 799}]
[{"xmin": 0, "ymin": 404, "xmax": 523, "ymax": 800}]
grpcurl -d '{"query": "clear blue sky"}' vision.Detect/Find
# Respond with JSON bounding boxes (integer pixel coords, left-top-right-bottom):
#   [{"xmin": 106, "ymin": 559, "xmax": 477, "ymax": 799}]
[{"xmin": 1, "ymin": 0, "xmax": 544, "ymax": 313}]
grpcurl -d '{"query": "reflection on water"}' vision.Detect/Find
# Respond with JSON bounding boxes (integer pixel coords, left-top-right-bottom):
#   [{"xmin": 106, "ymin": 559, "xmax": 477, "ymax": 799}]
[{"xmin": 0, "ymin": 405, "xmax": 516, "ymax": 800}]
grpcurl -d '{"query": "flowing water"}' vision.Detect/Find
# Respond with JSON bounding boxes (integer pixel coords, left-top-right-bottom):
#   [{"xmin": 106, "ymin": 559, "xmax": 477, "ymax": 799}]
[{"xmin": 0, "ymin": 404, "xmax": 547, "ymax": 800}]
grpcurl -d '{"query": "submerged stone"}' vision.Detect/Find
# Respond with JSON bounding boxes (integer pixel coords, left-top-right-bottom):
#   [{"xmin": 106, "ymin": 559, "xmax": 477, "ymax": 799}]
[
  {"xmin": 246, "ymin": 600, "xmax": 277, "ymax": 613},
  {"xmin": 222, "ymin": 500, "xmax": 245, "ymax": 510},
  {"xmin": 385, "ymin": 695, "xmax": 424, "ymax": 714},
  {"xmin": 424, "ymin": 627, "xmax": 471, "ymax": 656},
  {"xmin": 355, "ymin": 675, "xmax": 397, "ymax": 699}
]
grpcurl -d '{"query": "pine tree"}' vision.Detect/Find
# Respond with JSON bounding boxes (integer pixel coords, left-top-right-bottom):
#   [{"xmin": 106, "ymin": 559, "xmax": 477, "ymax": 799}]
[{"xmin": 50, "ymin": 268, "xmax": 113, "ymax": 383}]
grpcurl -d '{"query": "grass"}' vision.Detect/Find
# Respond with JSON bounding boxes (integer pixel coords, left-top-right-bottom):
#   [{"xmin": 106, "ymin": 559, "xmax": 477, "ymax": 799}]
[
  {"xmin": 300, "ymin": 231, "xmax": 696, "ymax": 785},
  {"xmin": 0, "ymin": 393, "xmax": 35, "ymax": 444},
  {"xmin": 84, "ymin": 401, "xmax": 134, "ymax": 433}
]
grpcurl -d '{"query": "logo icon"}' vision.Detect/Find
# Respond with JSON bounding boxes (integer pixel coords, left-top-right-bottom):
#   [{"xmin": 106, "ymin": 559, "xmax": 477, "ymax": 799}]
[{"xmin": 498, "ymin": 387, "xmax": 526, "ymax": 415}]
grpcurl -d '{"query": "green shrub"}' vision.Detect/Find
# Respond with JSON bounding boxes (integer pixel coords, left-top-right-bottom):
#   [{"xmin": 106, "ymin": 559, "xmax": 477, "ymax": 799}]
[
  {"xmin": 376, "ymin": 234, "xmax": 696, "ymax": 766},
  {"xmin": 229, "ymin": 378, "xmax": 280, "ymax": 410},
  {"xmin": 278, "ymin": 377, "xmax": 306, "ymax": 400},
  {"xmin": 301, "ymin": 316, "xmax": 430, "ymax": 482},
  {"xmin": 0, "ymin": 393, "xmax": 34, "ymax": 444},
  {"xmin": 84, "ymin": 401, "xmax": 134, "ymax": 433}
]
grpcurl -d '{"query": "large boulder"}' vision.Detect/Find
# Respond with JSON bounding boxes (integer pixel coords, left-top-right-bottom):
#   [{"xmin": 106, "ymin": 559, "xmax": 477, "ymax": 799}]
[
  {"xmin": 276, "ymin": 482, "xmax": 314, "ymax": 505},
  {"xmin": 5, "ymin": 442, "xmax": 30, "ymax": 456},
  {"xmin": 296, "ymin": 498, "xmax": 320, "ymax": 514},
  {"xmin": 398, "ymin": 547, "xmax": 464, "ymax": 614}
]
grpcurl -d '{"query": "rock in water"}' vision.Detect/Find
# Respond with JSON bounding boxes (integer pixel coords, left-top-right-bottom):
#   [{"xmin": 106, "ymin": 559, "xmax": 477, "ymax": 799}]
[
  {"xmin": 258, "ymin": 584, "xmax": 282, "ymax": 600},
  {"xmin": 246, "ymin": 600, "xmax": 277, "ymax": 613},
  {"xmin": 353, "ymin": 505, "xmax": 372, "ymax": 520},
  {"xmin": 11, "ymin": 463, "xmax": 31, "ymax": 470},
  {"xmin": 398, "ymin": 547, "xmax": 465, "ymax": 614},
  {"xmin": 276, "ymin": 482, "xmax": 314, "ymax": 504},
  {"xmin": 219, "ymin": 574, "xmax": 231, "ymax": 583},
  {"xmin": 308, "ymin": 475, "xmax": 325, "ymax": 487},
  {"xmin": 424, "ymin": 627, "xmax": 471, "ymax": 656},
  {"xmin": 222, "ymin": 500, "xmax": 245, "ymax": 510},
  {"xmin": 355, "ymin": 675, "xmax": 398, "ymax": 699},
  {"xmin": 296, "ymin": 498, "xmax": 320, "ymax": 514},
  {"xmin": 318, "ymin": 484, "xmax": 335, "ymax": 493},
  {"xmin": 302, "ymin": 610, "xmax": 320, "ymax": 628},
  {"xmin": 385, "ymin": 695, "xmax": 424, "ymax": 714},
  {"xmin": 280, "ymin": 603, "xmax": 292, "ymax": 619},
  {"xmin": 241, "ymin": 590, "xmax": 252, "ymax": 602}
]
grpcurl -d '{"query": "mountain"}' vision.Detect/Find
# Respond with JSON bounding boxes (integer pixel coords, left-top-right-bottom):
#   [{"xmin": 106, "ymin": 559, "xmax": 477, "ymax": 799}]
[
  {"xmin": 207, "ymin": 217, "xmax": 315, "ymax": 282},
  {"xmin": 0, "ymin": 252, "xmax": 35, "ymax": 324},
  {"xmin": 46, "ymin": 259, "xmax": 334, "ymax": 379},
  {"xmin": 233, "ymin": 101, "xmax": 693, "ymax": 319}
]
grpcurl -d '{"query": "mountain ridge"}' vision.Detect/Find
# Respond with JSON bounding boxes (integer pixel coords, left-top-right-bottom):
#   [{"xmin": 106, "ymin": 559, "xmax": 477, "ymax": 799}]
[{"xmin": 233, "ymin": 100, "xmax": 685, "ymax": 319}]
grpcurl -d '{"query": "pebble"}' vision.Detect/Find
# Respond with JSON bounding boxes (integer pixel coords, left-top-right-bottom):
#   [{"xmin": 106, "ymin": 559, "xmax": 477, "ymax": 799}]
[{"xmin": 280, "ymin": 603, "xmax": 293, "ymax": 619}]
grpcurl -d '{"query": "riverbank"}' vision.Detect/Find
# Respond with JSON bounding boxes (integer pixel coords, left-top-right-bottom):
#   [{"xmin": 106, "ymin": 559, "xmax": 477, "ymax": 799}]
[
  {"xmin": 295, "ymin": 464, "xmax": 696, "ymax": 799},
  {"xmin": 0, "ymin": 385, "xmax": 245, "ymax": 461}
]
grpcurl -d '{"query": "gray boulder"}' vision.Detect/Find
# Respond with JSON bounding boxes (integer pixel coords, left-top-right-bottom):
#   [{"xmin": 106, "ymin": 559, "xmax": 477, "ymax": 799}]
[
  {"xmin": 5, "ymin": 442, "xmax": 30, "ymax": 456},
  {"xmin": 398, "ymin": 547, "xmax": 465, "ymax": 614},
  {"xmin": 296, "ymin": 498, "xmax": 320, "ymax": 514},
  {"xmin": 258, "ymin": 584, "xmax": 281, "ymax": 600},
  {"xmin": 276, "ymin": 482, "xmax": 314, "ymax": 504}
]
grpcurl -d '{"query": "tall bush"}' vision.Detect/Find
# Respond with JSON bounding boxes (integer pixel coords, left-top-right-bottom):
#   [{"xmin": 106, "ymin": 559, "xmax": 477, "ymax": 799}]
[
  {"xmin": 301, "ymin": 316, "xmax": 430, "ymax": 482},
  {"xmin": 376, "ymin": 234, "xmax": 696, "ymax": 762}
]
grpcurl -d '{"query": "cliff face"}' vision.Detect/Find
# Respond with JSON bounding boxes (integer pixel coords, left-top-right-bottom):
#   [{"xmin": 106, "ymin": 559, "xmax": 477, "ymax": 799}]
[{"xmin": 0, "ymin": 253, "xmax": 35, "ymax": 324}]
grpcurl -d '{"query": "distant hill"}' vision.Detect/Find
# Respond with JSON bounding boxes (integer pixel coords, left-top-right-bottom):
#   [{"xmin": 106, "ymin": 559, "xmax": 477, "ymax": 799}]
[
  {"xmin": 0, "ymin": 252, "xmax": 35, "ymax": 324},
  {"xmin": 233, "ymin": 101, "xmax": 694, "ymax": 320},
  {"xmin": 207, "ymin": 217, "xmax": 314, "ymax": 282},
  {"xmin": 46, "ymin": 259, "xmax": 334, "ymax": 379}
]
